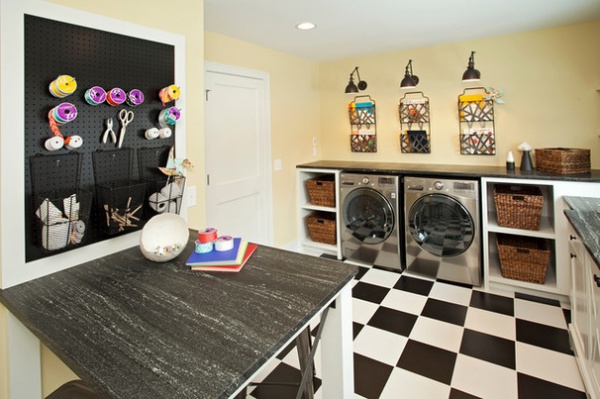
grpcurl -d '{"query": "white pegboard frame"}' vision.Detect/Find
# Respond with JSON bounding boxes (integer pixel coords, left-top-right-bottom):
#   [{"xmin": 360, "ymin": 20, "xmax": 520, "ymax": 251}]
[{"xmin": 0, "ymin": 0, "xmax": 187, "ymax": 289}]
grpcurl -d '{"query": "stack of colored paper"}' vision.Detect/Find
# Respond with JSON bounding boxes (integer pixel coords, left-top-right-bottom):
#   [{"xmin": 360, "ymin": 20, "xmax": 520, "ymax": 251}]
[{"xmin": 186, "ymin": 237, "xmax": 257, "ymax": 272}]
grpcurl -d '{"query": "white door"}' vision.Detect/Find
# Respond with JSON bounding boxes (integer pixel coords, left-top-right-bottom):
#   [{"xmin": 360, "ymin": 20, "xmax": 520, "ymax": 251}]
[{"xmin": 204, "ymin": 63, "xmax": 272, "ymax": 245}]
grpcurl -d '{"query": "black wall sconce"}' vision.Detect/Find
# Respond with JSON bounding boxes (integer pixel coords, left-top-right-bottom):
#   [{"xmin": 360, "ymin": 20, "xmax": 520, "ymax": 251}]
[
  {"xmin": 400, "ymin": 59, "xmax": 419, "ymax": 88},
  {"xmin": 345, "ymin": 66, "xmax": 368, "ymax": 93},
  {"xmin": 462, "ymin": 51, "xmax": 481, "ymax": 82}
]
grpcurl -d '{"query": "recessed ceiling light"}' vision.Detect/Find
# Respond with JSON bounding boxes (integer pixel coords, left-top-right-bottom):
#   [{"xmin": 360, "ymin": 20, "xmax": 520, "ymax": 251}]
[{"xmin": 296, "ymin": 22, "xmax": 316, "ymax": 30}]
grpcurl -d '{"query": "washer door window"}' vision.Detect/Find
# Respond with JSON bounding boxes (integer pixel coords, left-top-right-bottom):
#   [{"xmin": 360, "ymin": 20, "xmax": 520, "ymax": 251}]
[
  {"xmin": 343, "ymin": 188, "xmax": 394, "ymax": 244},
  {"xmin": 408, "ymin": 194, "xmax": 474, "ymax": 257}
]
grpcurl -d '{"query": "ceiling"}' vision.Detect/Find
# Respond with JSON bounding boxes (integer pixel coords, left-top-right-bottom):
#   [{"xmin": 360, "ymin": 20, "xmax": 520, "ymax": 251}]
[{"xmin": 204, "ymin": 0, "xmax": 600, "ymax": 62}]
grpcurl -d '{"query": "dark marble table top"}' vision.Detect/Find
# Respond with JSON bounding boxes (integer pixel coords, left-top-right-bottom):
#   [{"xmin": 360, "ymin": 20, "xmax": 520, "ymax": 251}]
[
  {"xmin": 298, "ymin": 160, "xmax": 600, "ymax": 182},
  {"xmin": 0, "ymin": 232, "xmax": 357, "ymax": 399},
  {"xmin": 564, "ymin": 196, "xmax": 600, "ymax": 269}
]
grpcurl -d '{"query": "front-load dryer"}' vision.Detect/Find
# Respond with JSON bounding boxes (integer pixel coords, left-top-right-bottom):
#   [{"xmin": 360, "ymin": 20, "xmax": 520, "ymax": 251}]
[
  {"xmin": 404, "ymin": 176, "xmax": 481, "ymax": 286},
  {"xmin": 340, "ymin": 173, "xmax": 401, "ymax": 271}
]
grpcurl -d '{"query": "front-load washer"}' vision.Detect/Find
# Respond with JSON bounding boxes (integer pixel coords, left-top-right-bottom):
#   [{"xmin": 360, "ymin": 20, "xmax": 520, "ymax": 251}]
[
  {"xmin": 404, "ymin": 176, "xmax": 481, "ymax": 286},
  {"xmin": 340, "ymin": 173, "xmax": 401, "ymax": 271}
]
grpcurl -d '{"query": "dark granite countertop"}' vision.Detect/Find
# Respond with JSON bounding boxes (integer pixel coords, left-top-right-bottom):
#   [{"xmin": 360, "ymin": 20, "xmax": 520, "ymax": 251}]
[
  {"xmin": 0, "ymin": 232, "xmax": 357, "ymax": 399},
  {"xmin": 297, "ymin": 160, "xmax": 600, "ymax": 182},
  {"xmin": 564, "ymin": 196, "xmax": 600, "ymax": 269}
]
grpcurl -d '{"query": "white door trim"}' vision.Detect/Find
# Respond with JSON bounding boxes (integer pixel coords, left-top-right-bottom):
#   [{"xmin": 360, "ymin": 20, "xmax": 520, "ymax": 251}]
[{"xmin": 204, "ymin": 61, "xmax": 274, "ymax": 246}]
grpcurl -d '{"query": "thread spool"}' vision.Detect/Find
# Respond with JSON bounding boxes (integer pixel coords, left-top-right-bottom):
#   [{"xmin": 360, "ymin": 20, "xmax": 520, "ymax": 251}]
[
  {"xmin": 158, "ymin": 107, "xmax": 180, "ymax": 126},
  {"xmin": 159, "ymin": 84, "xmax": 180, "ymax": 105},
  {"xmin": 214, "ymin": 236, "xmax": 234, "ymax": 252},
  {"xmin": 126, "ymin": 89, "xmax": 145, "ymax": 106},
  {"xmin": 198, "ymin": 227, "xmax": 217, "ymax": 243},
  {"xmin": 106, "ymin": 88, "xmax": 126, "ymax": 106},
  {"xmin": 49, "ymin": 75, "xmax": 77, "ymax": 98},
  {"xmin": 70, "ymin": 220, "xmax": 86, "ymax": 244},
  {"xmin": 84, "ymin": 86, "xmax": 106, "ymax": 105}
]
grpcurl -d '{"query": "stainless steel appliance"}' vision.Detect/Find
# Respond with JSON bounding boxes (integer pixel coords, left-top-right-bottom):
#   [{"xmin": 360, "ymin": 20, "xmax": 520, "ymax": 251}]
[
  {"xmin": 340, "ymin": 173, "xmax": 401, "ymax": 271},
  {"xmin": 404, "ymin": 176, "xmax": 481, "ymax": 286}
]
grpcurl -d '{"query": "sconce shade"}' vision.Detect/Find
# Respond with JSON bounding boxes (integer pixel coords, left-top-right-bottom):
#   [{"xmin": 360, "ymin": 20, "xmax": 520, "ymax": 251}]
[
  {"xmin": 345, "ymin": 78, "xmax": 359, "ymax": 93},
  {"xmin": 400, "ymin": 59, "xmax": 419, "ymax": 88},
  {"xmin": 400, "ymin": 75, "xmax": 417, "ymax": 88},
  {"xmin": 462, "ymin": 51, "xmax": 481, "ymax": 81},
  {"xmin": 345, "ymin": 66, "xmax": 367, "ymax": 93}
]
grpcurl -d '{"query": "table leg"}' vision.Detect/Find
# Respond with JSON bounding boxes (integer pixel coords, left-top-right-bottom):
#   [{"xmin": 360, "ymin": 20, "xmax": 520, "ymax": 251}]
[
  {"xmin": 7, "ymin": 312, "xmax": 42, "ymax": 398},
  {"xmin": 319, "ymin": 283, "xmax": 353, "ymax": 399},
  {"xmin": 295, "ymin": 327, "xmax": 315, "ymax": 399}
]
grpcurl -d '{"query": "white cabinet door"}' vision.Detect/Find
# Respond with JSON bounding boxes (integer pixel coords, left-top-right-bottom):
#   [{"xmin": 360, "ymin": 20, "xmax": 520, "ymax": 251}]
[
  {"xmin": 571, "ymin": 226, "xmax": 591, "ymax": 360},
  {"xmin": 589, "ymin": 260, "xmax": 600, "ymax": 398}
]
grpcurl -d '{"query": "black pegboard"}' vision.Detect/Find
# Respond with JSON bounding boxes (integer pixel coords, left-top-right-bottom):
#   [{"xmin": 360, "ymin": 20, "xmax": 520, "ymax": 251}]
[{"xmin": 24, "ymin": 15, "xmax": 178, "ymax": 262}]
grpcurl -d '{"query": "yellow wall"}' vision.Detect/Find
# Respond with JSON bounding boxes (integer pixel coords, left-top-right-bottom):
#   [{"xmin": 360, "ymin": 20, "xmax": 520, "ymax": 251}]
[
  {"xmin": 204, "ymin": 31, "xmax": 321, "ymax": 247},
  {"xmin": 0, "ymin": 1, "xmax": 204, "ymax": 397},
  {"xmin": 319, "ymin": 20, "xmax": 600, "ymax": 168}
]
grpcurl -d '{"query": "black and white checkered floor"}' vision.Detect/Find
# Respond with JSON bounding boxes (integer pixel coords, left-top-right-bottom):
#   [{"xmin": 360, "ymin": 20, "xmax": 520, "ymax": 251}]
[{"xmin": 246, "ymin": 255, "xmax": 586, "ymax": 399}]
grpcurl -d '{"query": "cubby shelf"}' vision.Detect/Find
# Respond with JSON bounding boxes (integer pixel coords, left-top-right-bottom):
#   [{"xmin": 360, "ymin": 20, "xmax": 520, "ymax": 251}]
[
  {"xmin": 481, "ymin": 177, "xmax": 599, "ymax": 300},
  {"xmin": 297, "ymin": 168, "xmax": 341, "ymax": 258}
]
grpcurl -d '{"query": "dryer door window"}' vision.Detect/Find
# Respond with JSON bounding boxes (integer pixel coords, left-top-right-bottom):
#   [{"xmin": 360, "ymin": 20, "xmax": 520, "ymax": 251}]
[
  {"xmin": 343, "ymin": 188, "xmax": 394, "ymax": 244},
  {"xmin": 408, "ymin": 194, "xmax": 474, "ymax": 257}
]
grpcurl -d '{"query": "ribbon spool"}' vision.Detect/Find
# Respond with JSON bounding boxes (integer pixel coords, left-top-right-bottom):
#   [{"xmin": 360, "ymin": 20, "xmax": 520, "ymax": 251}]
[
  {"xmin": 159, "ymin": 84, "xmax": 180, "ymax": 105},
  {"xmin": 198, "ymin": 227, "xmax": 217, "ymax": 243},
  {"xmin": 49, "ymin": 75, "xmax": 77, "ymax": 98},
  {"xmin": 64, "ymin": 135, "xmax": 83, "ymax": 150},
  {"xmin": 145, "ymin": 128, "xmax": 160, "ymax": 140},
  {"xmin": 214, "ymin": 236, "xmax": 234, "ymax": 252},
  {"xmin": 158, "ymin": 107, "xmax": 180, "ymax": 126},
  {"xmin": 50, "ymin": 103, "xmax": 78, "ymax": 124},
  {"xmin": 106, "ymin": 88, "xmax": 126, "ymax": 106},
  {"xmin": 126, "ymin": 89, "xmax": 145, "ymax": 107},
  {"xmin": 84, "ymin": 86, "xmax": 106, "ymax": 105},
  {"xmin": 195, "ymin": 240, "xmax": 213, "ymax": 254},
  {"xmin": 159, "ymin": 127, "xmax": 172, "ymax": 139},
  {"xmin": 44, "ymin": 136, "xmax": 64, "ymax": 151}
]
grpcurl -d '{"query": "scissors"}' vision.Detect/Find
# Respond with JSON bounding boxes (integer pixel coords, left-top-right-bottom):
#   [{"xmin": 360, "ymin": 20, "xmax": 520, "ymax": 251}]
[
  {"xmin": 117, "ymin": 109, "xmax": 134, "ymax": 148},
  {"xmin": 102, "ymin": 118, "xmax": 117, "ymax": 144}
]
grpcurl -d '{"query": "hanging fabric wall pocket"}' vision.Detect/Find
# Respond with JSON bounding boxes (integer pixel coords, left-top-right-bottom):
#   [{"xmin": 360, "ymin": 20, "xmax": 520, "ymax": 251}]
[
  {"xmin": 458, "ymin": 87, "xmax": 496, "ymax": 155},
  {"xmin": 399, "ymin": 92, "xmax": 431, "ymax": 153},
  {"xmin": 348, "ymin": 95, "xmax": 377, "ymax": 153}
]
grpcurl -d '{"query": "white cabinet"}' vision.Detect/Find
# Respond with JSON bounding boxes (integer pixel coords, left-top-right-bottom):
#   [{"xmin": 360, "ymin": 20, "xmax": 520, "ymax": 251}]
[
  {"xmin": 482, "ymin": 178, "xmax": 598, "ymax": 298},
  {"xmin": 569, "ymin": 223, "xmax": 600, "ymax": 398},
  {"xmin": 482, "ymin": 178, "xmax": 560, "ymax": 295},
  {"xmin": 297, "ymin": 168, "xmax": 341, "ymax": 258}
]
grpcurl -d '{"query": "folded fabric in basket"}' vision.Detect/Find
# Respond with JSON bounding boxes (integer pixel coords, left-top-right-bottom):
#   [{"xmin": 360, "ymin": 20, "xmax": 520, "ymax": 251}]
[
  {"xmin": 36, "ymin": 198, "xmax": 63, "ymax": 225},
  {"xmin": 42, "ymin": 220, "xmax": 70, "ymax": 250}
]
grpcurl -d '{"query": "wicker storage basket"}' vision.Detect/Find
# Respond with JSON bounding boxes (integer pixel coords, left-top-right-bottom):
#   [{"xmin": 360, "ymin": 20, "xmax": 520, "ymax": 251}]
[
  {"xmin": 496, "ymin": 234, "xmax": 550, "ymax": 284},
  {"xmin": 305, "ymin": 175, "xmax": 336, "ymax": 207},
  {"xmin": 306, "ymin": 212, "xmax": 336, "ymax": 245},
  {"xmin": 535, "ymin": 148, "xmax": 590, "ymax": 175},
  {"xmin": 493, "ymin": 184, "xmax": 544, "ymax": 230}
]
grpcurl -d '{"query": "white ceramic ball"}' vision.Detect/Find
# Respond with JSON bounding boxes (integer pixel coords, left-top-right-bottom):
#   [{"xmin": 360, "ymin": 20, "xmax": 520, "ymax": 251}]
[{"xmin": 140, "ymin": 213, "xmax": 189, "ymax": 262}]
